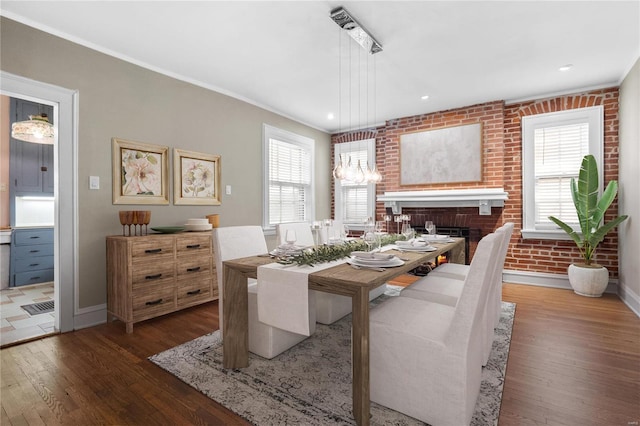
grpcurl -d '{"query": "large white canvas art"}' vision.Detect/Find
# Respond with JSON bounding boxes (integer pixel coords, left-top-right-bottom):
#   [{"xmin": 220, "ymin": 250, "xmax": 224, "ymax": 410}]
[{"xmin": 400, "ymin": 123, "xmax": 482, "ymax": 185}]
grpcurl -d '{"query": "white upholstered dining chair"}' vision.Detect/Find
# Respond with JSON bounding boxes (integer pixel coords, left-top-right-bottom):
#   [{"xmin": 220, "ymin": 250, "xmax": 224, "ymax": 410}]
[
  {"xmin": 369, "ymin": 232, "xmax": 501, "ymax": 425},
  {"xmin": 276, "ymin": 222, "xmax": 386, "ymax": 324},
  {"xmin": 213, "ymin": 225, "xmax": 316, "ymax": 359},
  {"xmin": 399, "ymin": 222, "xmax": 514, "ymax": 364}
]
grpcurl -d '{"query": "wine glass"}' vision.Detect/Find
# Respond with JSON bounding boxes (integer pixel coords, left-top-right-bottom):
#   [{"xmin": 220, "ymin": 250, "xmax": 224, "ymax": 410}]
[
  {"xmin": 141, "ymin": 211, "xmax": 151, "ymax": 235},
  {"xmin": 425, "ymin": 220, "xmax": 435, "ymax": 235},
  {"xmin": 401, "ymin": 223, "xmax": 414, "ymax": 241},
  {"xmin": 383, "ymin": 215, "xmax": 391, "ymax": 232},
  {"xmin": 394, "ymin": 215, "xmax": 403, "ymax": 234},
  {"xmin": 285, "ymin": 229, "xmax": 297, "ymax": 248},
  {"xmin": 118, "ymin": 211, "xmax": 128, "ymax": 236},
  {"xmin": 323, "ymin": 219, "xmax": 333, "ymax": 245},
  {"xmin": 375, "ymin": 221, "xmax": 385, "ymax": 249},
  {"xmin": 363, "ymin": 230, "xmax": 376, "ymax": 252},
  {"xmin": 311, "ymin": 221, "xmax": 322, "ymax": 247}
]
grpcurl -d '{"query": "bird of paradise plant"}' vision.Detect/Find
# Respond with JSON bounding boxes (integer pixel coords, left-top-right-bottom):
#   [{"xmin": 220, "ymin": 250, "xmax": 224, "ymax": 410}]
[{"xmin": 548, "ymin": 154, "xmax": 628, "ymax": 266}]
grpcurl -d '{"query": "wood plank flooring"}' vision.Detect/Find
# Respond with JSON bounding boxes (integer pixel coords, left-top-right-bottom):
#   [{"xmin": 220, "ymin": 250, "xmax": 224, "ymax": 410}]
[{"xmin": 1, "ymin": 283, "xmax": 638, "ymax": 425}]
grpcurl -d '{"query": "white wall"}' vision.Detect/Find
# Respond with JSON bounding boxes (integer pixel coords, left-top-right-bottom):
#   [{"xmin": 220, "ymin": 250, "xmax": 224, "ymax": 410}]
[{"xmin": 618, "ymin": 57, "xmax": 640, "ymax": 316}]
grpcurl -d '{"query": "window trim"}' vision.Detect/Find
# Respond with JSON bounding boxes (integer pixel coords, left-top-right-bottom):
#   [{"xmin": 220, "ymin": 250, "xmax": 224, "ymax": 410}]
[
  {"xmin": 262, "ymin": 124, "xmax": 315, "ymax": 235},
  {"xmin": 521, "ymin": 105, "xmax": 603, "ymax": 240},
  {"xmin": 333, "ymin": 139, "xmax": 376, "ymax": 230}
]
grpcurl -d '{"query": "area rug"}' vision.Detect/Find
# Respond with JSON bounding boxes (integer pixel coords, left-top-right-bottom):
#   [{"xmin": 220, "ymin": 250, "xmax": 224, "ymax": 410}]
[{"xmin": 150, "ymin": 288, "xmax": 515, "ymax": 425}]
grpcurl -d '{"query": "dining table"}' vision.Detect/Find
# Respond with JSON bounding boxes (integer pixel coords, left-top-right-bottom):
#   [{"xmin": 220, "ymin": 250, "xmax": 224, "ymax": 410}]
[{"xmin": 221, "ymin": 237, "xmax": 465, "ymax": 426}]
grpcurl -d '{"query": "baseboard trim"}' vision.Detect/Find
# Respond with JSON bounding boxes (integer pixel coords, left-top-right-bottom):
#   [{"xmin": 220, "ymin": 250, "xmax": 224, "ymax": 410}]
[
  {"xmin": 73, "ymin": 304, "xmax": 107, "ymax": 330},
  {"xmin": 502, "ymin": 269, "xmax": 618, "ymax": 294},
  {"xmin": 617, "ymin": 284, "xmax": 640, "ymax": 318}
]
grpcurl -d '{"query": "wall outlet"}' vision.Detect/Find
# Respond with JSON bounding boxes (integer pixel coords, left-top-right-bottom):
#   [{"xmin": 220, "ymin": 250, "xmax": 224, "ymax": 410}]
[
  {"xmin": 89, "ymin": 176, "xmax": 100, "ymax": 190},
  {"xmin": 0, "ymin": 183, "xmax": 7, "ymax": 192}
]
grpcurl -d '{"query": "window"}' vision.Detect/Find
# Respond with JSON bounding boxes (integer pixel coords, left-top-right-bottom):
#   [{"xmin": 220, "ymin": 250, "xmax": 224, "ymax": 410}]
[
  {"xmin": 262, "ymin": 124, "xmax": 315, "ymax": 234},
  {"xmin": 522, "ymin": 106, "xmax": 603, "ymax": 239},
  {"xmin": 334, "ymin": 139, "xmax": 376, "ymax": 230}
]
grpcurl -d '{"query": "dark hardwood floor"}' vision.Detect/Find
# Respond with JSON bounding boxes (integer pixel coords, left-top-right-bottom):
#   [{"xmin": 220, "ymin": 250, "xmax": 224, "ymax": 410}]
[{"xmin": 1, "ymin": 283, "xmax": 638, "ymax": 425}]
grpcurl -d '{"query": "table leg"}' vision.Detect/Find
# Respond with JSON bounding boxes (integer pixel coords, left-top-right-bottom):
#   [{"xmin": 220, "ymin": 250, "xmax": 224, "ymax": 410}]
[
  {"xmin": 222, "ymin": 264, "xmax": 250, "ymax": 369},
  {"xmin": 351, "ymin": 286, "xmax": 370, "ymax": 426}
]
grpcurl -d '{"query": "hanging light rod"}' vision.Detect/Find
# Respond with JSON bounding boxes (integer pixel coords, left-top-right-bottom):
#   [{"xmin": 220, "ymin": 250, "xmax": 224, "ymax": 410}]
[{"xmin": 330, "ymin": 7, "xmax": 383, "ymax": 54}]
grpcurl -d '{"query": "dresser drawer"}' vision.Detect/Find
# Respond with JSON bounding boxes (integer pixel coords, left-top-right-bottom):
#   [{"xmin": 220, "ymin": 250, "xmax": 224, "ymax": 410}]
[
  {"xmin": 14, "ymin": 268, "xmax": 54, "ymax": 286},
  {"xmin": 176, "ymin": 234, "xmax": 211, "ymax": 256},
  {"xmin": 132, "ymin": 287, "xmax": 176, "ymax": 322},
  {"xmin": 13, "ymin": 255, "xmax": 54, "ymax": 273},
  {"xmin": 177, "ymin": 257, "xmax": 212, "ymax": 278},
  {"xmin": 177, "ymin": 279, "xmax": 212, "ymax": 308},
  {"xmin": 14, "ymin": 244, "xmax": 55, "ymax": 259},
  {"xmin": 132, "ymin": 261, "xmax": 176, "ymax": 286},
  {"xmin": 14, "ymin": 228, "xmax": 54, "ymax": 246},
  {"xmin": 130, "ymin": 238, "xmax": 175, "ymax": 263}
]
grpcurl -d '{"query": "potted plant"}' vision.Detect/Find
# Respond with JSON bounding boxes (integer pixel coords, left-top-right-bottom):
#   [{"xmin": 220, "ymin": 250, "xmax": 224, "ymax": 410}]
[{"xmin": 549, "ymin": 154, "xmax": 628, "ymax": 297}]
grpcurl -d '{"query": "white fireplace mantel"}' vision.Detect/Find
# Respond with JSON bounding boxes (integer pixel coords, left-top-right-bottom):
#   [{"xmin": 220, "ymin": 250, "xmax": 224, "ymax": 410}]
[{"xmin": 377, "ymin": 188, "xmax": 509, "ymax": 215}]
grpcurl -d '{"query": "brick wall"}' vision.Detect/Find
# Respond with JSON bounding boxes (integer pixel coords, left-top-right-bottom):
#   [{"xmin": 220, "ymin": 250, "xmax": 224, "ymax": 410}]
[{"xmin": 331, "ymin": 87, "xmax": 621, "ymax": 278}]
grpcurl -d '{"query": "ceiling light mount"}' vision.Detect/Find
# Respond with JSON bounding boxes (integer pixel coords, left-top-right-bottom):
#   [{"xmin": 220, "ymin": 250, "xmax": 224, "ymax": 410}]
[{"xmin": 330, "ymin": 7, "xmax": 382, "ymax": 55}]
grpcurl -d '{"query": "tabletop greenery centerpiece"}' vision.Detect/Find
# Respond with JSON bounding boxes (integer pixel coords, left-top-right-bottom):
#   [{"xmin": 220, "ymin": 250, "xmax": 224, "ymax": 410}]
[{"xmin": 277, "ymin": 233, "xmax": 406, "ymax": 266}]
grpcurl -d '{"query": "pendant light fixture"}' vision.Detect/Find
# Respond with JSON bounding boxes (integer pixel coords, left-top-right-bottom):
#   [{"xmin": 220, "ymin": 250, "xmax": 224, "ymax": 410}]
[
  {"xmin": 11, "ymin": 114, "xmax": 55, "ymax": 144},
  {"xmin": 331, "ymin": 6, "xmax": 383, "ymax": 185}
]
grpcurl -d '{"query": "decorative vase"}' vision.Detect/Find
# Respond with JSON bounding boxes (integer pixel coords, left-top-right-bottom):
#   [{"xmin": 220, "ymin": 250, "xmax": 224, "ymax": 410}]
[{"xmin": 567, "ymin": 263, "xmax": 609, "ymax": 297}]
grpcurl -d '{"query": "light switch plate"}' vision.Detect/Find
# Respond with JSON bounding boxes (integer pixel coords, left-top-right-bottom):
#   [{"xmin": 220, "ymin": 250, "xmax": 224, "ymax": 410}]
[
  {"xmin": 225, "ymin": 185, "xmax": 232, "ymax": 195},
  {"xmin": 89, "ymin": 176, "xmax": 100, "ymax": 190}
]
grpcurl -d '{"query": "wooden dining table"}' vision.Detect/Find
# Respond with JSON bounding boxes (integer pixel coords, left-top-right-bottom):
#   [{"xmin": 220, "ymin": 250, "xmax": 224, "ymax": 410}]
[{"xmin": 221, "ymin": 238, "xmax": 465, "ymax": 426}]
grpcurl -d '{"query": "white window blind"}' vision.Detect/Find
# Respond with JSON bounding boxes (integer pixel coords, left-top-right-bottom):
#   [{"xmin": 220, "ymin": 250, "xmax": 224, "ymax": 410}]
[
  {"xmin": 263, "ymin": 125, "xmax": 314, "ymax": 233},
  {"xmin": 534, "ymin": 123, "xmax": 589, "ymax": 225},
  {"xmin": 522, "ymin": 106, "xmax": 603, "ymax": 239}
]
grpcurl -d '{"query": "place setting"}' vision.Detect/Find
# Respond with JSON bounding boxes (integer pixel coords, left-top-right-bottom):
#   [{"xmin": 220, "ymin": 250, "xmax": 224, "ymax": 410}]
[{"xmin": 347, "ymin": 251, "xmax": 405, "ymax": 271}]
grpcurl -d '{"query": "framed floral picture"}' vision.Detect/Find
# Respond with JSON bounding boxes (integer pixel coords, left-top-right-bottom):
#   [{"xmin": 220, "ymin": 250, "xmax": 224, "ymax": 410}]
[
  {"xmin": 112, "ymin": 138, "xmax": 169, "ymax": 205},
  {"xmin": 173, "ymin": 148, "xmax": 221, "ymax": 205}
]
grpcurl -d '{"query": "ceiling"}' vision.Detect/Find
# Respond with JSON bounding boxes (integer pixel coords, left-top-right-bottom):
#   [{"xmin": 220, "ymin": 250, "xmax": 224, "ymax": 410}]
[{"xmin": 2, "ymin": 1, "xmax": 639, "ymax": 133}]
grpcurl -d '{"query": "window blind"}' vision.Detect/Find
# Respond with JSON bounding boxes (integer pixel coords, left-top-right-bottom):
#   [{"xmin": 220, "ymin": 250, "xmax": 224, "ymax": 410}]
[
  {"xmin": 268, "ymin": 138, "xmax": 311, "ymax": 225},
  {"xmin": 339, "ymin": 148, "xmax": 370, "ymax": 223},
  {"xmin": 533, "ymin": 123, "xmax": 589, "ymax": 225}
]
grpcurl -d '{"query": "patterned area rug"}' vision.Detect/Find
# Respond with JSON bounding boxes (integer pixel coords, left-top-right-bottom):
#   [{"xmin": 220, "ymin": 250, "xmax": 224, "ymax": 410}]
[{"xmin": 150, "ymin": 288, "xmax": 515, "ymax": 425}]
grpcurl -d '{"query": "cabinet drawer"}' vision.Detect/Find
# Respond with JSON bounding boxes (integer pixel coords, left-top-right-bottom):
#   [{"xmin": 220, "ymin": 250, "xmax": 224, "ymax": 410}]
[
  {"xmin": 176, "ymin": 235, "xmax": 211, "ymax": 256},
  {"xmin": 14, "ymin": 268, "xmax": 54, "ymax": 286},
  {"xmin": 13, "ymin": 255, "xmax": 54, "ymax": 273},
  {"xmin": 14, "ymin": 244, "xmax": 55, "ymax": 258},
  {"xmin": 177, "ymin": 279, "xmax": 212, "ymax": 308},
  {"xmin": 132, "ymin": 261, "xmax": 176, "ymax": 286},
  {"xmin": 131, "ymin": 238, "xmax": 175, "ymax": 263},
  {"xmin": 177, "ymin": 257, "xmax": 212, "ymax": 278},
  {"xmin": 132, "ymin": 287, "xmax": 176, "ymax": 321},
  {"xmin": 14, "ymin": 228, "xmax": 54, "ymax": 246}
]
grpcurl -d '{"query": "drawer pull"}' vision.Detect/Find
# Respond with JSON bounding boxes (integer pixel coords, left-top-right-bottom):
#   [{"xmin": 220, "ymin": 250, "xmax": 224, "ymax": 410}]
[
  {"xmin": 144, "ymin": 248, "xmax": 162, "ymax": 254},
  {"xmin": 145, "ymin": 299, "xmax": 163, "ymax": 306},
  {"xmin": 29, "ymin": 250, "xmax": 41, "ymax": 253},
  {"xmin": 186, "ymin": 244, "xmax": 201, "ymax": 249},
  {"xmin": 186, "ymin": 266, "xmax": 201, "ymax": 272},
  {"xmin": 145, "ymin": 273, "xmax": 162, "ymax": 280},
  {"xmin": 30, "ymin": 236, "xmax": 41, "ymax": 239},
  {"xmin": 30, "ymin": 276, "xmax": 41, "ymax": 280},
  {"xmin": 29, "ymin": 263, "xmax": 40, "ymax": 267},
  {"xmin": 187, "ymin": 289, "xmax": 202, "ymax": 296}
]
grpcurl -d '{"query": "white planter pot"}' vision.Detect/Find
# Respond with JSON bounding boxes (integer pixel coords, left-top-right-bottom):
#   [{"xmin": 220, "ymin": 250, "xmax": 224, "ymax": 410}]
[{"xmin": 567, "ymin": 263, "xmax": 609, "ymax": 297}]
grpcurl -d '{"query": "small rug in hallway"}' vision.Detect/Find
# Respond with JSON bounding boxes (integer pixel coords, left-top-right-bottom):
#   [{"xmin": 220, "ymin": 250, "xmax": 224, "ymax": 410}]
[{"xmin": 150, "ymin": 291, "xmax": 515, "ymax": 425}]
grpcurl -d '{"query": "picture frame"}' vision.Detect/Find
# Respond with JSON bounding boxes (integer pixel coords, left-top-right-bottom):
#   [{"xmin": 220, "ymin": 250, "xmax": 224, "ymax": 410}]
[
  {"xmin": 112, "ymin": 138, "xmax": 169, "ymax": 205},
  {"xmin": 173, "ymin": 148, "xmax": 221, "ymax": 205},
  {"xmin": 400, "ymin": 122, "xmax": 483, "ymax": 185}
]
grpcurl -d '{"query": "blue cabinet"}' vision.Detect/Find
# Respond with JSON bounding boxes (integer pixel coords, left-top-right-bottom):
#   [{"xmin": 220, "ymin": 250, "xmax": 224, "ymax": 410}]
[
  {"xmin": 9, "ymin": 228, "xmax": 54, "ymax": 287},
  {"xmin": 9, "ymin": 98, "xmax": 54, "ymax": 195}
]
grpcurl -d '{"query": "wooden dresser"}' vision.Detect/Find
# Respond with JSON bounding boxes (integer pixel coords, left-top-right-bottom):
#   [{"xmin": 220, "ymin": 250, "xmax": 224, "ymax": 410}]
[{"xmin": 106, "ymin": 232, "xmax": 218, "ymax": 333}]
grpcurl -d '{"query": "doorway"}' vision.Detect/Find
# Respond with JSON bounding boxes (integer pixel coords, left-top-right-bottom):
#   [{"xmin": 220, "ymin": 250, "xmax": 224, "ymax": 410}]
[{"xmin": 1, "ymin": 71, "xmax": 77, "ymax": 343}]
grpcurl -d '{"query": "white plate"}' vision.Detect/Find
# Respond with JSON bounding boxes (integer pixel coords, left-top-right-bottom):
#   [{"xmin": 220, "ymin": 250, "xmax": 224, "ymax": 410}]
[
  {"xmin": 185, "ymin": 223, "xmax": 212, "ymax": 231},
  {"xmin": 395, "ymin": 245, "xmax": 437, "ymax": 252},
  {"xmin": 422, "ymin": 234, "xmax": 451, "ymax": 240},
  {"xmin": 349, "ymin": 257, "xmax": 405, "ymax": 268}
]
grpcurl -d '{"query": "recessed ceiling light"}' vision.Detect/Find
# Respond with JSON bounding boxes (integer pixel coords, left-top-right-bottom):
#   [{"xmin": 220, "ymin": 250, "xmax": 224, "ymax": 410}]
[
  {"xmin": 327, "ymin": 113, "xmax": 335, "ymax": 120},
  {"xmin": 421, "ymin": 95, "xmax": 430, "ymax": 100},
  {"xmin": 558, "ymin": 64, "xmax": 573, "ymax": 72}
]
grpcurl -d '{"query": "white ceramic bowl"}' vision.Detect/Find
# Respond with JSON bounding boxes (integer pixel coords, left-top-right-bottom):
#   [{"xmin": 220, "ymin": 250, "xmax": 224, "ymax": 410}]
[
  {"xmin": 186, "ymin": 218, "xmax": 209, "ymax": 226},
  {"xmin": 185, "ymin": 223, "xmax": 213, "ymax": 232}
]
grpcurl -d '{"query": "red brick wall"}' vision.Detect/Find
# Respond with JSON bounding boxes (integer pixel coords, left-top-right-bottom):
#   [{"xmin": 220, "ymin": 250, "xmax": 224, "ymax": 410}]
[
  {"xmin": 331, "ymin": 87, "xmax": 621, "ymax": 278},
  {"xmin": 503, "ymin": 88, "xmax": 620, "ymax": 276}
]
